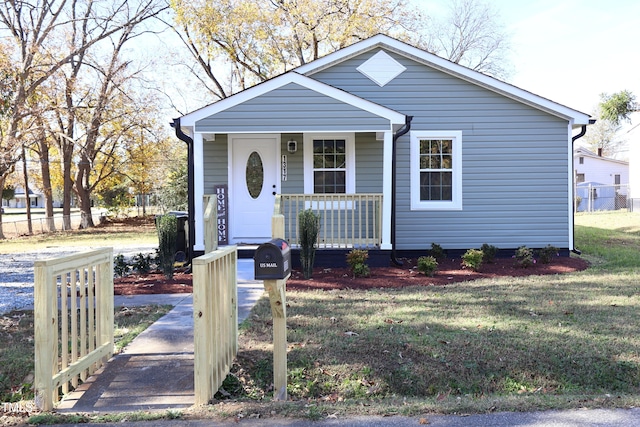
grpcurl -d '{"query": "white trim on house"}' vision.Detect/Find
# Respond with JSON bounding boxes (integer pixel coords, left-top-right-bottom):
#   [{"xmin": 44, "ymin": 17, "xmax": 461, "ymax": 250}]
[
  {"xmin": 179, "ymin": 72, "xmax": 406, "ymax": 129},
  {"xmin": 410, "ymin": 131, "xmax": 463, "ymax": 211},
  {"xmin": 303, "ymin": 133, "xmax": 356, "ymax": 194},
  {"xmin": 194, "ymin": 133, "xmax": 205, "ymax": 251},
  {"xmin": 356, "ymin": 50, "xmax": 407, "ymax": 87},
  {"xmin": 567, "ymin": 125, "xmax": 575, "ymax": 252},
  {"xmin": 295, "ymin": 35, "xmax": 592, "ymax": 127}
]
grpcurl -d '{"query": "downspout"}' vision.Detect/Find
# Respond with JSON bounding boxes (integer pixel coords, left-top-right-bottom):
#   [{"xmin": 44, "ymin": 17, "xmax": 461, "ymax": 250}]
[
  {"xmin": 570, "ymin": 120, "xmax": 594, "ymax": 255},
  {"xmin": 390, "ymin": 115, "xmax": 413, "ymax": 266},
  {"xmin": 171, "ymin": 117, "xmax": 196, "ymax": 262}
]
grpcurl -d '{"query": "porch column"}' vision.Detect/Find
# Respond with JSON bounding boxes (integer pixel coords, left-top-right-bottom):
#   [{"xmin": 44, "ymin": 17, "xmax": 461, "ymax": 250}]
[
  {"xmin": 194, "ymin": 133, "xmax": 205, "ymax": 252},
  {"xmin": 381, "ymin": 130, "xmax": 393, "ymax": 250}
]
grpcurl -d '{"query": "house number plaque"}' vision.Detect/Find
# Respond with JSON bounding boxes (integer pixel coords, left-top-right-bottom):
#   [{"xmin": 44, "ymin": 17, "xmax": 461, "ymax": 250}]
[{"xmin": 281, "ymin": 155, "xmax": 287, "ymax": 182}]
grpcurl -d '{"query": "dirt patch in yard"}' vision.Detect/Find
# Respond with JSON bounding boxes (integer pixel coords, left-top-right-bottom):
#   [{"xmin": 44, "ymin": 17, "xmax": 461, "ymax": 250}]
[
  {"xmin": 114, "ymin": 256, "xmax": 589, "ymax": 294},
  {"xmin": 285, "ymin": 256, "xmax": 589, "ymax": 291}
]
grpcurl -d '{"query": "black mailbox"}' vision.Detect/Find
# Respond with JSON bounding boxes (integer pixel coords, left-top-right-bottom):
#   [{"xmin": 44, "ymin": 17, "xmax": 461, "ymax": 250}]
[{"xmin": 254, "ymin": 238, "xmax": 291, "ymax": 280}]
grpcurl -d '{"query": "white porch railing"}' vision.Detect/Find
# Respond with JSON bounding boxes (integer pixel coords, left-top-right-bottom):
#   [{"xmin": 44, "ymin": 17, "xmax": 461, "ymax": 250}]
[{"xmin": 277, "ymin": 194, "xmax": 383, "ymax": 248}]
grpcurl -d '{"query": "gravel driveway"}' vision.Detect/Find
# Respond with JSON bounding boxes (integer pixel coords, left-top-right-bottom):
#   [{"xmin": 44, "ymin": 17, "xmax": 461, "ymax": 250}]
[{"xmin": 0, "ymin": 244, "xmax": 157, "ymax": 314}]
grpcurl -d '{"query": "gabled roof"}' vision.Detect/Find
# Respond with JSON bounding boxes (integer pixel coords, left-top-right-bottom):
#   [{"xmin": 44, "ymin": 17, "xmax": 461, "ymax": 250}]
[
  {"xmin": 574, "ymin": 147, "xmax": 629, "ymax": 165},
  {"xmin": 179, "ymin": 71, "xmax": 406, "ymax": 129},
  {"xmin": 295, "ymin": 34, "xmax": 592, "ymax": 127}
]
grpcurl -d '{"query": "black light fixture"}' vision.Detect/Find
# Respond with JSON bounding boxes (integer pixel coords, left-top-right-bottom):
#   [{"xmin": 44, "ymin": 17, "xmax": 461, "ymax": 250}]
[{"xmin": 287, "ymin": 139, "xmax": 297, "ymax": 153}]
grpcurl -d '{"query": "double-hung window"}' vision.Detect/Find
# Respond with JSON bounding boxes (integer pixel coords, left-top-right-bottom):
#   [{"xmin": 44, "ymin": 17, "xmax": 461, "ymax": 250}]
[
  {"xmin": 304, "ymin": 133, "xmax": 355, "ymax": 194},
  {"xmin": 410, "ymin": 131, "xmax": 462, "ymax": 210}
]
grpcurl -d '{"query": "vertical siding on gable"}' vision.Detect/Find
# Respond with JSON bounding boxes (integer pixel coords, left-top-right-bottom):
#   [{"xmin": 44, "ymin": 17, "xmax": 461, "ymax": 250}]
[
  {"xmin": 311, "ymin": 51, "xmax": 572, "ymax": 250},
  {"xmin": 203, "ymin": 135, "xmax": 228, "ymax": 193}
]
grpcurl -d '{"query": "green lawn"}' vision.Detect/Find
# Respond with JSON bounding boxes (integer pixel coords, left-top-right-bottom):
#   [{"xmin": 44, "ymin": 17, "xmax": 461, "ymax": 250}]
[
  {"xmin": 0, "ymin": 218, "xmax": 158, "ymax": 254},
  {"xmin": 218, "ymin": 210, "xmax": 640, "ymax": 419},
  {"xmin": 3, "ymin": 211, "xmax": 639, "ymax": 422}
]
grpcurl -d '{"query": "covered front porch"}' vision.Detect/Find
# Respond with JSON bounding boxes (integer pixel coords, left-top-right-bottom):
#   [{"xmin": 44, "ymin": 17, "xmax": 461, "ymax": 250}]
[{"xmin": 179, "ymin": 72, "xmax": 408, "ymax": 258}]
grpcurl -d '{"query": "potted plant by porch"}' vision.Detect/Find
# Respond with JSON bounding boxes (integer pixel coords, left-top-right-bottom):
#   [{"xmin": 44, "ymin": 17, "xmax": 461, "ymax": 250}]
[{"xmin": 298, "ymin": 209, "xmax": 320, "ymax": 279}]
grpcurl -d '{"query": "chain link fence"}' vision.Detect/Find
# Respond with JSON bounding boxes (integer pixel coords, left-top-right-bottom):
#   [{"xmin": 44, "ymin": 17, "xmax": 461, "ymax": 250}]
[
  {"xmin": 575, "ymin": 184, "xmax": 630, "ymax": 213},
  {"xmin": 0, "ymin": 212, "xmax": 104, "ymax": 239}
]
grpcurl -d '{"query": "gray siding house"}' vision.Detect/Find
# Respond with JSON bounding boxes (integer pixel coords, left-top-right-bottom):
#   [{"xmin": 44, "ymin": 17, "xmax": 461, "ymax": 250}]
[{"xmin": 174, "ymin": 35, "xmax": 592, "ymax": 261}]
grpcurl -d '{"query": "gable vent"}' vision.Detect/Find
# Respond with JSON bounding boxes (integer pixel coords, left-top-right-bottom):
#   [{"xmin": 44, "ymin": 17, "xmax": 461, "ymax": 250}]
[{"xmin": 357, "ymin": 50, "xmax": 406, "ymax": 87}]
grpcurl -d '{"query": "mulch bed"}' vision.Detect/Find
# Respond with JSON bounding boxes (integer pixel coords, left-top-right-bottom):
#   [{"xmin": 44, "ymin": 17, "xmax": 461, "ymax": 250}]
[{"xmin": 113, "ymin": 256, "xmax": 589, "ymax": 295}]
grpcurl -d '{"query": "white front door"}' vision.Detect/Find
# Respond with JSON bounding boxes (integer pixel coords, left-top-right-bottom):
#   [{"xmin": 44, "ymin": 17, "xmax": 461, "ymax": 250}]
[{"xmin": 230, "ymin": 135, "xmax": 280, "ymax": 243}]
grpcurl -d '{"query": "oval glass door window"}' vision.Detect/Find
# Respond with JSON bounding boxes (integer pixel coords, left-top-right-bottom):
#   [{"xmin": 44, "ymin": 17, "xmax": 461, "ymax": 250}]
[{"xmin": 246, "ymin": 151, "xmax": 264, "ymax": 199}]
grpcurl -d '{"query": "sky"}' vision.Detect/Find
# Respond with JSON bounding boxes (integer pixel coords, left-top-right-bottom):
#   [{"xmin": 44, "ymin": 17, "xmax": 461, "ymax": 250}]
[
  {"xmin": 158, "ymin": 1, "xmax": 640, "ymax": 145},
  {"xmin": 442, "ymin": 0, "xmax": 640, "ymax": 115}
]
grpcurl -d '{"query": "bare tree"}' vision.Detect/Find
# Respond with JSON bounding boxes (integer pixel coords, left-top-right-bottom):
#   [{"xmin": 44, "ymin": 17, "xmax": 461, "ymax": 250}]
[
  {"xmin": 422, "ymin": 0, "xmax": 510, "ymax": 78},
  {"xmin": 0, "ymin": 0, "xmax": 168, "ymax": 236},
  {"xmin": 584, "ymin": 106, "xmax": 624, "ymax": 158}
]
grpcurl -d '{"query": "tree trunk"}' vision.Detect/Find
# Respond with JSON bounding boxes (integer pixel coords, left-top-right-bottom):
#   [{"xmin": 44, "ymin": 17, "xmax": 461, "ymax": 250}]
[
  {"xmin": 75, "ymin": 159, "xmax": 95, "ymax": 229},
  {"xmin": 38, "ymin": 137, "xmax": 56, "ymax": 232},
  {"xmin": 61, "ymin": 137, "xmax": 74, "ymax": 230},
  {"xmin": 21, "ymin": 144, "xmax": 33, "ymax": 235},
  {"xmin": 0, "ymin": 176, "xmax": 6, "ymax": 240}
]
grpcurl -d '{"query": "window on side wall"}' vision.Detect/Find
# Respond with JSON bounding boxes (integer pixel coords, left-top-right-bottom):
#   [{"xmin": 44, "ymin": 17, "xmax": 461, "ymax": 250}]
[
  {"xmin": 410, "ymin": 131, "xmax": 462, "ymax": 210},
  {"xmin": 304, "ymin": 133, "xmax": 355, "ymax": 194}
]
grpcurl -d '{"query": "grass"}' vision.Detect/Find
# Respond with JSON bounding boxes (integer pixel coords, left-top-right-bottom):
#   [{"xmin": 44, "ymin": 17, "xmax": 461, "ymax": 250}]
[
  {"xmin": 0, "ymin": 216, "xmax": 158, "ymax": 254},
  {"xmin": 3, "ymin": 211, "xmax": 640, "ymax": 422},
  {"xmin": 207, "ymin": 210, "xmax": 640, "ymax": 419},
  {"xmin": 0, "ymin": 305, "xmax": 172, "ymax": 404}
]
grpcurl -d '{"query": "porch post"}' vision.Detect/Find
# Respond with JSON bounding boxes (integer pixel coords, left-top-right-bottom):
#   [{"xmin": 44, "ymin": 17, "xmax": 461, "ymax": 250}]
[
  {"xmin": 193, "ymin": 133, "xmax": 205, "ymax": 252},
  {"xmin": 381, "ymin": 131, "xmax": 393, "ymax": 250}
]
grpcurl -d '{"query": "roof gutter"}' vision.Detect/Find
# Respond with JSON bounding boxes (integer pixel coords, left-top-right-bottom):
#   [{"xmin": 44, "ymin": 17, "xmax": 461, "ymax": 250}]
[
  {"xmin": 171, "ymin": 117, "xmax": 196, "ymax": 261},
  {"xmin": 390, "ymin": 115, "xmax": 413, "ymax": 266},
  {"xmin": 570, "ymin": 120, "xmax": 595, "ymax": 255}
]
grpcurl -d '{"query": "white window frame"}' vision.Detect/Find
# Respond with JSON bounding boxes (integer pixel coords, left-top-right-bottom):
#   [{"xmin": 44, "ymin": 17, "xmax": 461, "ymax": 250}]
[
  {"xmin": 410, "ymin": 130, "xmax": 462, "ymax": 211},
  {"xmin": 304, "ymin": 133, "xmax": 356, "ymax": 194}
]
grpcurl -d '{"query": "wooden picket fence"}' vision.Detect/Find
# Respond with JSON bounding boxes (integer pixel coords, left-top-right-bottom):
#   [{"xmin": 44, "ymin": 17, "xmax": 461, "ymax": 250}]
[
  {"xmin": 192, "ymin": 245, "xmax": 238, "ymax": 405},
  {"xmin": 203, "ymin": 195, "xmax": 218, "ymax": 254},
  {"xmin": 33, "ymin": 248, "xmax": 114, "ymax": 411}
]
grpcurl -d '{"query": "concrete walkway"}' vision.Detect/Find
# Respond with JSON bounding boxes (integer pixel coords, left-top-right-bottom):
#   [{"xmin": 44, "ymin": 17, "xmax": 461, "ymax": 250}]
[{"xmin": 56, "ymin": 259, "xmax": 264, "ymax": 413}]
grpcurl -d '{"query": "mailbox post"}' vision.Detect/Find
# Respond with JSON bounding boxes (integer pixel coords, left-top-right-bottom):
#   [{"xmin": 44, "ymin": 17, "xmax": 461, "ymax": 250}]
[{"xmin": 254, "ymin": 239, "xmax": 291, "ymax": 401}]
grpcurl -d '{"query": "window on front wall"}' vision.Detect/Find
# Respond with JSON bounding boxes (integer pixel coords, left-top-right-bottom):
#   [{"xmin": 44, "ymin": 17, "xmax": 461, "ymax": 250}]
[
  {"xmin": 410, "ymin": 131, "xmax": 462, "ymax": 210},
  {"xmin": 313, "ymin": 139, "xmax": 346, "ymax": 193},
  {"xmin": 304, "ymin": 133, "xmax": 355, "ymax": 194}
]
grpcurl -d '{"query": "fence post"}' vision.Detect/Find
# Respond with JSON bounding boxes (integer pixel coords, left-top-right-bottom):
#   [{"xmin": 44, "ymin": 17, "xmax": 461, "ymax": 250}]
[
  {"xmin": 204, "ymin": 196, "xmax": 218, "ymax": 253},
  {"xmin": 263, "ymin": 278, "xmax": 288, "ymax": 401},
  {"xmin": 34, "ymin": 262, "xmax": 58, "ymax": 411},
  {"xmin": 97, "ymin": 251, "xmax": 114, "ymax": 361},
  {"xmin": 272, "ymin": 214, "xmax": 284, "ymax": 240}
]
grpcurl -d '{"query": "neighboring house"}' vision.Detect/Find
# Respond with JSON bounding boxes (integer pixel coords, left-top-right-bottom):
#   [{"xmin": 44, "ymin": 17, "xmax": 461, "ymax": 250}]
[
  {"xmin": 2, "ymin": 186, "xmax": 44, "ymax": 209},
  {"xmin": 573, "ymin": 147, "xmax": 629, "ymax": 188},
  {"xmin": 173, "ymin": 35, "xmax": 592, "ymax": 262},
  {"xmin": 573, "ymin": 147, "xmax": 629, "ymax": 212}
]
